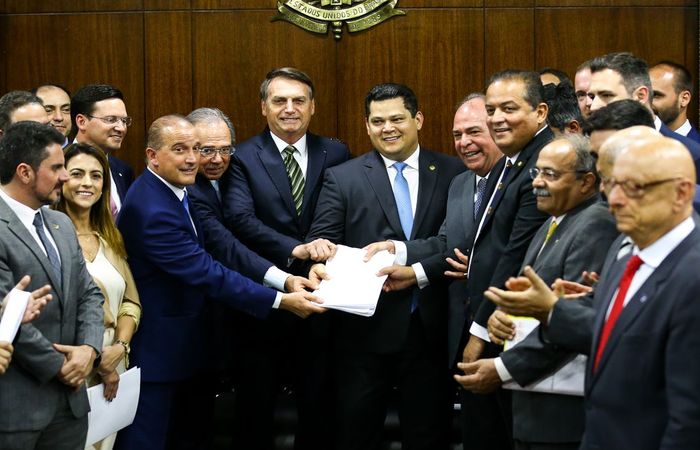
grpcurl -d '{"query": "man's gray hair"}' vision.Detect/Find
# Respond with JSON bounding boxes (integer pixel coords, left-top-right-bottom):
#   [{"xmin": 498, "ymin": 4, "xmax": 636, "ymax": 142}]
[{"xmin": 186, "ymin": 107, "xmax": 236, "ymax": 144}]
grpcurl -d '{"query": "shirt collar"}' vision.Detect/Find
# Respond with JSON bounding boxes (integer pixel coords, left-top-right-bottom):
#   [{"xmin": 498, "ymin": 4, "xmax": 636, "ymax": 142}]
[
  {"xmin": 634, "ymin": 216, "xmax": 695, "ymax": 268},
  {"xmin": 380, "ymin": 145, "xmax": 421, "ymax": 170},
  {"xmin": 654, "ymin": 115, "xmax": 662, "ymax": 132},
  {"xmin": 0, "ymin": 187, "xmax": 42, "ymax": 230},
  {"xmin": 675, "ymin": 119, "xmax": 692, "ymax": 136},
  {"xmin": 270, "ymin": 131, "xmax": 307, "ymax": 157},
  {"xmin": 147, "ymin": 167, "xmax": 187, "ymax": 201}
]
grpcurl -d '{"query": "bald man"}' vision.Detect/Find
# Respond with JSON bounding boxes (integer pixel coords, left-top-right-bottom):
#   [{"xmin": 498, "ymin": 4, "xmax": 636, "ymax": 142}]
[{"xmin": 484, "ymin": 136, "xmax": 700, "ymax": 449}]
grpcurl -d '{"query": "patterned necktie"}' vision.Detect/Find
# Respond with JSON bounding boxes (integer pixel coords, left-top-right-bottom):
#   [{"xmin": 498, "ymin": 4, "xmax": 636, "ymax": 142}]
[
  {"xmin": 33, "ymin": 212, "xmax": 61, "ymax": 284},
  {"xmin": 544, "ymin": 219, "xmax": 558, "ymax": 244},
  {"xmin": 392, "ymin": 162, "xmax": 413, "ymax": 239},
  {"xmin": 473, "ymin": 177, "xmax": 488, "ymax": 220},
  {"xmin": 109, "ymin": 194, "xmax": 118, "ymax": 220},
  {"xmin": 593, "ymin": 254, "xmax": 644, "ymax": 372},
  {"xmin": 283, "ymin": 145, "xmax": 305, "ymax": 215}
]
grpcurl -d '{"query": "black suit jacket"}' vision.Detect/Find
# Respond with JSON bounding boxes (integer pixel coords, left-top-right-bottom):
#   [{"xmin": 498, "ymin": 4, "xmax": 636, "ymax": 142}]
[
  {"xmin": 469, "ymin": 128, "xmax": 553, "ymax": 335},
  {"xmin": 108, "ymin": 154, "xmax": 134, "ymax": 203},
  {"xmin": 224, "ymin": 129, "xmax": 350, "ymax": 272},
  {"xmin": 308, "ymin": 148, "xmax": 464, "ymax": 354}
]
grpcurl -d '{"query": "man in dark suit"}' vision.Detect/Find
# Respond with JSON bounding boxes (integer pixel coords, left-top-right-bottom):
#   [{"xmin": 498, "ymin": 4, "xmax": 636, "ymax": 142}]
[
  {"xmin": 114, "ymin": 115, "xmax": 324, "ymax": 450},
  {"xmin": 484, "ymin": 135, "xmax": 700, "ymax": 449},
  {"xmin": 33, "ymin": 84, "xmax": 72, "ymax": 148},
  {"xmin": 364, "ymin": 93, "xmax": 502, "ymax": 449},
  {"xmin": 456, "ymin": 134, "xmax": 619, "ymax": 450},
  {"xmin": 0, "ymin": 122, "xmax": 104, "ymax": 449},
  {"xmin": 71, "ymin": 84, "xmax": 134, "ymax": 217},
  {"xmin": 650, "ymin": 61, "xmax": 700, "ymax": 143},
  {"xmin": 307, "ymin": 83, "xmax": 464, "ymax": 450},
  {"xmin": 587, "ymin": 52, "xmax": 700, "ymax": 172},
  {"xmin": 223, "ymin": 68, "xmax": 350, "ymax": 450}
]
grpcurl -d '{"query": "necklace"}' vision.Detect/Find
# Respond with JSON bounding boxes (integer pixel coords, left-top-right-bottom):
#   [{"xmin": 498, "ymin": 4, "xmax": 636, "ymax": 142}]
[{"xmin": 77, "ymin": 231, "xmax": 99, "ymax": 262}]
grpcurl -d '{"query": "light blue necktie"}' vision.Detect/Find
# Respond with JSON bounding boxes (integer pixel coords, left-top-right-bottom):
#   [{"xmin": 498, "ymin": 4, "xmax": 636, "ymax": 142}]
[{"xmin": 392, "ymin": 162, "xmax": 413, "ymax": 239}]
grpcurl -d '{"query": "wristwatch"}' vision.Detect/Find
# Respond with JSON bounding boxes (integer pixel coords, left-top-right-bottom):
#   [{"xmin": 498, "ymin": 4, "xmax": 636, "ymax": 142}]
[{"xmin": 115, "ymin": 339, "xmax": 130, "ymax": 356}]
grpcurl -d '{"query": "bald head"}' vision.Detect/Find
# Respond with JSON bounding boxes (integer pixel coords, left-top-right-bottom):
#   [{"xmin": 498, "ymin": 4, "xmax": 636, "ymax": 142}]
[{"xmin": 609, "ymin": 136, "xmax": 694, "ymax": 248}]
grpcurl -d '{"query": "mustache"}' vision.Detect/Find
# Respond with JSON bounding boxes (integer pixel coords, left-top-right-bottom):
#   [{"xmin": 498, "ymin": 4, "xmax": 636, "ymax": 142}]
[{"xmin": 533, "ymin": 187, "xmax": 551, "ymax": 197}]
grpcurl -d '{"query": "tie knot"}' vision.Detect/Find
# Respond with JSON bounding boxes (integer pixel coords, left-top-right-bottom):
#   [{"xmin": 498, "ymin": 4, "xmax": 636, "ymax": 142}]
[
  {"xmin": 284, "ymin": 145, "xmax": 296, "ymax": 157},
  {"xmin": 33, "ymin": 211, "xmax": 44, "ymax": 227},
  {"xmin": 627, "ymin": 254, "xmax": 644, "ymax": 272},
  {"xmin": 506, "ymin": 159, "xmax": 513, "ymax": 168},
  {"xmin": 393, "ymin": 161, "xmax": 408, "ymax": 173}
]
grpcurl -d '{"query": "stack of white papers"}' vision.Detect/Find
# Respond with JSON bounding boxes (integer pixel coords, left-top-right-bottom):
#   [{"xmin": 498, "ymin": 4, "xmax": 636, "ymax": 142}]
[
  {"xmin": 86, "ymin": 367, "xmax": 141, "ymax": 446},
  {"xmin": 502, "ymin": 316, "xmax": 585, "ymax": 396},
  {"xmin": 0, "ymin": 288, "xmax": 30, "ymax": 342},
  {"xmin": 313, "ymin": 245, "xmax": 395, "ymax": 317}
]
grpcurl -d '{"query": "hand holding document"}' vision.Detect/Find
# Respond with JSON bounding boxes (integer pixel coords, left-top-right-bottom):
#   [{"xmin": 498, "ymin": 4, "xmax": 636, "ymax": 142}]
[
  {"xmin": 313, "ymin": 245, "xmax": 395, "ymax": 317},
  {"xmin": 0, "ymin": 288, "xmax": 30, "ymax": 342},
  {"xmin": 86, "ymin": 367, "xmax": 141, "ymax": 446},
  {"xmin": 502, "ymin": 316, "xmax": 585, "ymax": 396}
]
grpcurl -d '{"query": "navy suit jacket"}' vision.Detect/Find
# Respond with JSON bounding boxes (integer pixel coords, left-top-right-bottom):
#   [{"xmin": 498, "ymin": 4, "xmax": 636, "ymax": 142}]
[
  {"xmin": 580, "ymin": 227, "xmax": 700, "ymax": 449},
  {"xmin": 307, "ymin": 148, "xmax": 464, "ymax": 354},
  {"xmin": 224, "ymin": 129, "xmax": 350, "ymax": 272},
  {"xmin": 686, "ymin": 123, "xmax": 700, "ymax": 144},
  {"xmin": 188, "ymin": 172, "xmax": 272, "ymax": 282},
  {"xmin": 117, "ymin": 169, "xmax": 276, "ymax": 382},
  {"xmin": 108, "ymin": 154, "xmax": 134, "ymax": 202}
]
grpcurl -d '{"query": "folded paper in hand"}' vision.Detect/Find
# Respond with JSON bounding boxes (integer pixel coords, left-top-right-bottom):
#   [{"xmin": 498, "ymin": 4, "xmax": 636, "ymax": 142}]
[
  {"xmin": 313, "ymin": 245, "xmax": 395, "ymax": 317},
  {"xmin": 86, "ymin": 366, "xmax": 141, "ymax": 446},
  {"xmin": 502, "ymin": 316, "xmax": 585, "ymax": 396}
]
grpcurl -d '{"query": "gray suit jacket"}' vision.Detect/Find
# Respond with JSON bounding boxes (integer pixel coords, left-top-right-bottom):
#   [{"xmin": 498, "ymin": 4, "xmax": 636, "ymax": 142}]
[
  {"xmin": 0, "ymin": 198, "xmax": 103, "ymax": 431},
  {"xmin": 405, "ymin": 169, "xmax": 479, "ymax": 367},
  {"xmin": 500, "ymin": 197, "xmax": 619, "ymax": 443}
]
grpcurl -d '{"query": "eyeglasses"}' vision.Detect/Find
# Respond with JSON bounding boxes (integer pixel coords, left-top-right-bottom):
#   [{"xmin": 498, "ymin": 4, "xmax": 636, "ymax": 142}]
[
  {"xmin": 529, "ymin": 167, "xmax": 587, "ymax": 181},
  {"xmin": 87, "ymin": 114, "xmax": 133, "ymax": 127},
  {"xmin": 603, "ymin": 176, "xmax": 682, "ymax": 198},
  {"xmin": 199, "ymin": 146, "xmax": 234, "ymax": 158}
]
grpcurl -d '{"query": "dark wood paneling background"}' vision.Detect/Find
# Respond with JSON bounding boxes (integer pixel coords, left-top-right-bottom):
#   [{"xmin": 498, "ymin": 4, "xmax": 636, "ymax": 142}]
[{"xmin": 0, "ymin": 0, "xmax": 697, "ymax": 174}]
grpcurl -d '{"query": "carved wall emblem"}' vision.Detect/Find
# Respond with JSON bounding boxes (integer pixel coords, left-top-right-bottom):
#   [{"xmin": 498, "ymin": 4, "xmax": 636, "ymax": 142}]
[{"xmin": 273, "ymin": 0, "xmax": 405, "ymax": 40}]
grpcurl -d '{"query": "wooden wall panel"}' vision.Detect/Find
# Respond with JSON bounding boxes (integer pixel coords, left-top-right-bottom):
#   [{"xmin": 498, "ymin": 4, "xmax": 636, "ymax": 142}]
[
  {"xmin": 337, "ymin": 9, "xmax": 484, "ymax": 156},
  {"xmin": 0, "ymin": 13, "xmax": 146, "ymax": 173},
  {"xmin": 486, "ymin": 0, "xmax": 534, "ymax": 6},
  {"xmin": 192, "ymin": 11, "xmax": 337, "ymax": 145},
  {"xmin": 192, "ymin": 0, "xmax": 274, "ymax": 9},
  {"xmin": 3, "ymin": 0, "xmax": 142, "ymax": 13},
  {"xmin": 144, "ymin": 12, "xmax": 193, "ymax": 125},
  {"xmin": 485, "ymin": 8, "xmax": 535, "ymax": 76},
  {"xmin": 144, "ymin": 0, "xmax": 191, "ymax": 9},
  {"xmin": 537, "ymin": 0, "xmax": 693, "ymax": 5}
]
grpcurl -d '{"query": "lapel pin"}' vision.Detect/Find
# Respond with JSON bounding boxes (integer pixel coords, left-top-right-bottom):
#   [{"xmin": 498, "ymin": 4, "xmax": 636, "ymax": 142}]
[
  {"xmin": 52, "ymin": 224, "xmax": 59, "ymax": 229},
  {"xmin": 517, "ymin": 161, "xmax": 523, "ymax": 167},
  {"xmin": 429, "ymin": 164, "xmax": 436, "ymax": 171},
  {"xmin": 639, "ymin": 295, "xmax": 648, "ymax": 304}
]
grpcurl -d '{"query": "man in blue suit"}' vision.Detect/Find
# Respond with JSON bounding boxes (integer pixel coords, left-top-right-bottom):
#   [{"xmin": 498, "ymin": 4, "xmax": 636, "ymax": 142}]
[
  {"xmin": 71, "ymin": 84, "xmax": 134, "ymax": 217},
  {"xmin": 483, "ymin": 135, "xmax": 700, "ymax": 449},
  {"xmin": 114, "ymin": 115, "xmax": 324, "ymax": 450},
  {"xmin": 223, "ymin": 68, "xmax": 350, "ymax": 450},
  {"xmin": 650, "ymin": 61, "xmax": 700, "ymax": 143}
]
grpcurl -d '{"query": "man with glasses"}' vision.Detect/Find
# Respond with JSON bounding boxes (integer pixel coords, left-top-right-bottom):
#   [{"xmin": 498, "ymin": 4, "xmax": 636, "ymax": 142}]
[
  {"xmin": 482, "ymin": 135, "xmax": 700, "ymax": 449},
  {"xmin": 32, "ymin": 84, "xmax": 72, "ymax": 147},
  {"xmin": 71, "ymin": 84, "xmax": 134, "ymax": 217},
  {"xmin": 455, "ymin": 134, "xmax": 618, "ymax": 450}
]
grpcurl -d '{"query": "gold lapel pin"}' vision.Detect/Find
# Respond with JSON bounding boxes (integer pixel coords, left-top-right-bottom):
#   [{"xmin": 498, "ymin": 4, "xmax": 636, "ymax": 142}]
[
  {"xmin": 517, "ymin": 161, "xmax": 524, "ymax": 167},
  {"xmin": 429, "ymin": 164, "xmax": 436, "ymax": 171},
  {"xmin": 52, "ymin": 224, "xmax": 59, "ymax": 229}
]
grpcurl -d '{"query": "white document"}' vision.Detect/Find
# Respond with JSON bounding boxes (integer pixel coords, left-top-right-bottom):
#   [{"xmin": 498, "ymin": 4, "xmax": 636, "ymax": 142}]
[
  {"xmin": 0, "ymin": 288, "xmax": 30, "ymax": 342},
  {"xmin": 502, "ymin": 316, "xmax": 586, "ymax": 396},
  {"xmin": 86, "ymin": 366, "xmax": 141, "ymax": 446},
  {"xmin": 313, "ymin": 245, "xmax": 396, "ymax": 317}
]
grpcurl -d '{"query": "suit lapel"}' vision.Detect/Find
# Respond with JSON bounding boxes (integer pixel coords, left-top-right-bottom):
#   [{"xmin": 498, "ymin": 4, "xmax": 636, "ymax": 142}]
[
  {"xmin": 412, "ymin": 150, "xmax": 438, "ymax": 239},
  {"xmin": 256, "ymin": 132, "xmax": 298, "ymax": 220},
  {"xmin": 523, "ymin": 217, "xmax": 551, "ymax": 270},
  {"xmin": 303, "ymin": 133, "xmax": 327, "ymax": 215},
  {"xmin": 363, "ymin": 151, "xmax": 405, "ymax": 239},
  {"xmin": 461, "ymin": 171, "xmax": 476, "ymax": 234},
  {"xmin": 0, "ymin": 200, "xmax": 65, "ymax": 302},
  {"xmin": 43, "ymin": 212, "xmax": 69, "ymax": 301}
]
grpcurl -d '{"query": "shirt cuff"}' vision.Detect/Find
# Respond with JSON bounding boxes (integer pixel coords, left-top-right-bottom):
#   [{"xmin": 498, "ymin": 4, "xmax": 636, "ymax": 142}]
[
  {"xmin": 469, "ymin": 322, "xmax": 491, "ymax": 342},
  {"xmin": 273, "ymin": 292, "xmax": 282, "ymax": 309},
  {"xmin": 392, "ymin": 240, "xmax": 407, "ymax": 265},
  {"xmin": 493, "ymin": 357, "xmax": 513, "ymax": 382},
  {"xmin": 412, "ymin": 262, "xmax": 429, "ymax": 289},
  {"xmin": 263, "ymin": 266, "xmax": 290, "ymax": 292}
]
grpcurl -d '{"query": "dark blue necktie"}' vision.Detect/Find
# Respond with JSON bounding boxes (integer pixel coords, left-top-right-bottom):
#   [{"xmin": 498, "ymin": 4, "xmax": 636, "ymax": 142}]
[
  {"xmin": 33, "ymin": 212, "xmax": 61, "ymax": 284},
  {"xmin": 392, "ymin": 162, "xmax": 413, "ymax": 239},
  {"xmin": 474, "ymin": 177, "xmax": 488, "ymax": 220}
]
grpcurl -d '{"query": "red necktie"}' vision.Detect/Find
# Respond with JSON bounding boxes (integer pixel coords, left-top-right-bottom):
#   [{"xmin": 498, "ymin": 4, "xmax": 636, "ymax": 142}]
[
  {"xmin": 593, "ymin": 254, "xmax": 644, "ymax": 372},
  {"xmin": 109, "ymin": 194, "xmax": 118, "ymax": 220}
]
